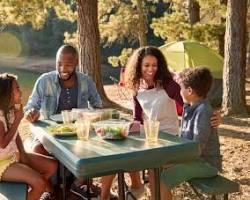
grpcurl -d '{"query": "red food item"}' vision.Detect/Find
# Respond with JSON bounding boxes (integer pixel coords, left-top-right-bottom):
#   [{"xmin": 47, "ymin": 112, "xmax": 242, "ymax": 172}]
[{"xmin": 96, "ymin": 128, "xmax": 104, "ymax": 136}]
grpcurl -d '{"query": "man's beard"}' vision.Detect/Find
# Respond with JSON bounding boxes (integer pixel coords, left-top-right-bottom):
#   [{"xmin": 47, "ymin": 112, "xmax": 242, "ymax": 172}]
[{"xmin": 59, "ymin": 71, "xmax": 75, "ymax": 81}]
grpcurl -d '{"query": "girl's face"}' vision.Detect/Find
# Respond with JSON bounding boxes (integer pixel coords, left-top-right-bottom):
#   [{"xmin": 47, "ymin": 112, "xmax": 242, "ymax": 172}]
[
  {"xmin": 141, "ymin": 55, "xmax": 158, "ymax": 83},
  {"xmin": 11, "ymin": 80, "xmax": 22, "ymax": 106}
]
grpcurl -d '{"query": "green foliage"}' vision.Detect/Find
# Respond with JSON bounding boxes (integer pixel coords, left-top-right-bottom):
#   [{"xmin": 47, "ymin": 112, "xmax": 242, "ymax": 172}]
[
  {"xmin": 99, "ymin": 0, "xmax": 150, "ymax": 44},
  {"xmin": 151, "ymin": 0, "xmax": 226, "ymax": 51},
  {"xmin": 0, "ymin": 0, "xmax": 75, "ymax": 29},
  {"xmin": 108, "ymin": 48, "xmax": 133, "ymax": 67}
]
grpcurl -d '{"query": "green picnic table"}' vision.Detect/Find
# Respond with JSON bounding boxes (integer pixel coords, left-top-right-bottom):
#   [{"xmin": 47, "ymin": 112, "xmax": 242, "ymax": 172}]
[{"xmin": 30, "ymin": 120, "xmax": 200, "ymax": 200}]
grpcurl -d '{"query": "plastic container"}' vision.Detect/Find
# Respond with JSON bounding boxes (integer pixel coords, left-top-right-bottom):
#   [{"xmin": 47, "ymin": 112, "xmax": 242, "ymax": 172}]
[
  {"xmin": 93, "ymin": 120, "xmax": 131, "ymax": 139},
  {"xmin": 79, "ymin": 110, "xmax": 103, "ymax": 123}
]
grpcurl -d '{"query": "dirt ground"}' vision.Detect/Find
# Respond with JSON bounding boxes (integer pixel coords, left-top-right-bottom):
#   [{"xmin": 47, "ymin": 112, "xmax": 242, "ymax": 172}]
[{"xmin": 4, "ymin": 57, "xmax": 249, "ymax": 200}]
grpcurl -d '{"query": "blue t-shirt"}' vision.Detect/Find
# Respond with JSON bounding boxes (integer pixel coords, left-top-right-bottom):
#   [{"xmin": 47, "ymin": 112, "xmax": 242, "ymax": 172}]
[{"xmin": 180, "ymin": 99, "xmax": 221, "ymax": 170}]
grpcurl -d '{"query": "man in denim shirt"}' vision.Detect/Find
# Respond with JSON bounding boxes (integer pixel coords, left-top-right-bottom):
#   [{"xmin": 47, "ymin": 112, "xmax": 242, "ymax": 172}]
[
  {"xmin": 24, "ymin": 45, "xmax": 102, "ymax": 199},
  {"xmin": 24, "ymin": 45, "xmax": 102, "ymax": 122}
]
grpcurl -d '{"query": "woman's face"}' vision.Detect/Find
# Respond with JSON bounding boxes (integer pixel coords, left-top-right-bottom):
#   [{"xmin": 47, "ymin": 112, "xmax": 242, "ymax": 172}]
[
  {"xmin": 11, "ymin": 80, "xmax": 22, "ymax": 106},
  {"xmin": 141, "ymin": 55, "xmax": 158, "ymax": 83}
]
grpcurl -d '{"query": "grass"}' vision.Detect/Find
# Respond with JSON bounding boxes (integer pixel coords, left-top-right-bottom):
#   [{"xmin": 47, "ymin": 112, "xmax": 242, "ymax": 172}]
[{"xmin": 0, "ymin": 66, "xmax": 41, "ymax": 104}]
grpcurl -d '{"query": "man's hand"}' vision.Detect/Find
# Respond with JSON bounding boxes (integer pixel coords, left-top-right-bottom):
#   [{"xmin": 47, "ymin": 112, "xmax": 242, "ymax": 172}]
[
  {"xmin": 25, "ymin": 108, "xmax": 40, "ymax": 123},
  {"xmin": 210, "ymin": 110, "xmax": 221, "ymax": 128}
]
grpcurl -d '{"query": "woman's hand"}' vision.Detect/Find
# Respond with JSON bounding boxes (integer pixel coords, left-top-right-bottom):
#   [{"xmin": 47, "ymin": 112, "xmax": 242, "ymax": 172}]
[{"xmin": 210, "ymin": 110, "xmax": 221, "ymax": 128}]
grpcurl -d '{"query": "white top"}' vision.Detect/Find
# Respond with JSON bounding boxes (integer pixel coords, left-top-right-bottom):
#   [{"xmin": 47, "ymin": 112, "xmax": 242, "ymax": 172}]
[
  {"xmin": 137, "ymin": 88, "xmax": 179, "ymax": 135},
  {"xmin": 0, "ymin": 110, "xmax": 19, "ymax": 160}
]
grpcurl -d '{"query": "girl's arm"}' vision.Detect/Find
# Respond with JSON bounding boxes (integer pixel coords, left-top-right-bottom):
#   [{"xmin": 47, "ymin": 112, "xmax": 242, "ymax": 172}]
[{"xmin": 0, "ymin": 107, "xmax": 23, "ymax": 148}]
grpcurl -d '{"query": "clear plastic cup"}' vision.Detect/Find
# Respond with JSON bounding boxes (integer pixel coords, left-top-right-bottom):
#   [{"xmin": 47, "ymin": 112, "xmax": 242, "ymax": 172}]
[
  {"xmin": 61, "ymin": 110, "xmax": 73, "ymax": 124},
  {"xmin": 75, "ymin": 120, "xmax": 91, "ymax": 140},
  {"xmin": 144, "ymin": 120, "xmax": 160, "ymax": 143}
]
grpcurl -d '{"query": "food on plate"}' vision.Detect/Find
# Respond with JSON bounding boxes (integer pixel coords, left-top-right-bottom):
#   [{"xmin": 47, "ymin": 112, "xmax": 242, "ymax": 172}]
[{"xmin": 47, "ymin": 124, "xmax": 76, "ymax": 134}]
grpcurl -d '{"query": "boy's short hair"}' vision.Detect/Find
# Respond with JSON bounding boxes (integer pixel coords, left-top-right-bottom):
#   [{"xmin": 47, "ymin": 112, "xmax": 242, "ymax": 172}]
[{"xmin": 181, "ymin": 67, "xmax": 213, "ymax": 98}]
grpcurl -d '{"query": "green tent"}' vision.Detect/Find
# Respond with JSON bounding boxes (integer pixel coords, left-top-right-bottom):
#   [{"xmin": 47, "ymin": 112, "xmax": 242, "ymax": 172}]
[
  {"xmin": 160, "ymin": 41, "xmax": 223, "ymax": 106},
  {"xmin": 159, "ymin": 41, "xmax": 223, "ymax": 79}
]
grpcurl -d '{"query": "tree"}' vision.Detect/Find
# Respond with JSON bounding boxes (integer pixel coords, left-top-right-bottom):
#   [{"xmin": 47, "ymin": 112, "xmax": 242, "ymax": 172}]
[
  {"xmin": 0, "ymin": 0, "xmax": 113, "ymax": 105},
  {"xmin": 76, "ymin": 0, "xmax": 108, "ymax": 102},
  {"xmin": 222, "ymin": 0, "xmax": 248, "ymax": 115},
  {"xmin": 98, "ymin": 0, "xmax": 150, "ymax": 67},
  {"xmin": 187, "ymin": 0, "xmax": 200, "ymax": 25},
  {"xmin": 151, "ymin": 0, "xmax": 226, "ymax": 54}
]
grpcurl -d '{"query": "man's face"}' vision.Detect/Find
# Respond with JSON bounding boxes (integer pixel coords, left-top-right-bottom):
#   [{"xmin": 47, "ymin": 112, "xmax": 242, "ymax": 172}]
[{"xmin": 57, "ymin": 53, "xmax": 78, "ymax": 81}]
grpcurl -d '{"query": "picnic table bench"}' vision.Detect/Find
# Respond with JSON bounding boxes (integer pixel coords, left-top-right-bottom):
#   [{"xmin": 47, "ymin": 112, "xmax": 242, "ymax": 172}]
[
  {"xmin": 189, "ymin": 175, "xmax": 240, "ymax": 200},
  {"xmin": 0, "ymin": 181, "xmax": 27, "ymax": 200}
]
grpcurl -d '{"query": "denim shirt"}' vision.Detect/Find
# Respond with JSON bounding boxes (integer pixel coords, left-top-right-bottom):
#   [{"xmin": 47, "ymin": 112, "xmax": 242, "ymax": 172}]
[
  {"xmin": 180, "ymin": 99, "xmax": 220, "ymax": 159},
  {"xmin": 24, "ymin": 71, "xmax": 102, "ymax": 114}
]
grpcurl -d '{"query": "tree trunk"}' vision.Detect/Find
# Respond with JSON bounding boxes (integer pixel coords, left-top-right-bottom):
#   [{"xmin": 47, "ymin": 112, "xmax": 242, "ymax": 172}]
[
  {"xmin": 76, "ymin": 0, "xmax": 109, "ymax": 103},
  {"xmin": 76, "ymin": 0, "xmax": 132, "ymax": 111},
  {"xmin": 136, "ymin": 0, "xmax": 147, "ymax": 46},
  {"xmin": 218, "ymin": 0, "xmax": 227, "ymax": 57},
  {"xmin": 187, "ymin": 0, "xmax": 200, "ymax": 25},
  {"xmin": 218, "ymin": 33, "xmax": 225, "ymax": 57},
  {"xmin": 247, "ymin": 35, "xmax": 250, "ymax": 77},
  {"xmin": 222, "ymin": 0, "xmax": 248, "ymax": 115}
]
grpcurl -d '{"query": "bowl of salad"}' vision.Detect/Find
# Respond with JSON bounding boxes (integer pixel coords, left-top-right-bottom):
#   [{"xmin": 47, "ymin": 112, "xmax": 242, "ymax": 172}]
[{"xmin": 93, "ymin": 120, "xmax": 131, "ymax": 139}]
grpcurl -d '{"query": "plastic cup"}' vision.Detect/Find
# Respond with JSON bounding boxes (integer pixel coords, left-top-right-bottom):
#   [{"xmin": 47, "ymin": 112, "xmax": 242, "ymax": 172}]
[
  {"xmin": 144, "ymin": 120, "xmax": 160, "ymax": 143},
  {"xmin": 75, "ymin": 120, "xmax": 91, "ymax": 140},
  {"xmin": 61, "ymin": 110, "xmax": 73, "ymax": 124}
]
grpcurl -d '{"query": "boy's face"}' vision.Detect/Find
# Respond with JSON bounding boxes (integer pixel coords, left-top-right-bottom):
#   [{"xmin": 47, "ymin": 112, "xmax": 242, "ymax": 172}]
[
  {"xmin": 180, "ymin": 82, "xmax": 192, "ymax": 104},
  {"xmin": 56, "ymin": 53, "xmax": 78, "ymax": 81}
]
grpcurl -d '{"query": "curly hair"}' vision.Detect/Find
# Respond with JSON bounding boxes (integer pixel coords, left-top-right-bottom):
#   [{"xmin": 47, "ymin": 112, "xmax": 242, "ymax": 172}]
[
  {"xmin": 124, "ymin": 46, "xmax": 173, "ymax": 93},
  {"xmin": 180, "ymin": 67, "xmax": 213, "ymax": 98},
  {"xmin": 0, "ymin": 73, "xmax": 17, "ymax": 129}
]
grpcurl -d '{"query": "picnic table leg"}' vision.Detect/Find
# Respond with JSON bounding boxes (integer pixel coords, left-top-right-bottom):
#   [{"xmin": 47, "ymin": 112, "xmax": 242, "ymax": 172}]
[
  {"xmin": 86, "ymin": 178, "xmax": 91, "ymax": 200},
  {"xmin": 118, "ymin": 172, "xmax": 125, "ymax": 200},
  {"xmin": 61, "ymin": 164, "xmax": 66, "ymax": 200},
  {"xmin": 154, "ymin": 168, "xmax": 160, "ymax": 200}
]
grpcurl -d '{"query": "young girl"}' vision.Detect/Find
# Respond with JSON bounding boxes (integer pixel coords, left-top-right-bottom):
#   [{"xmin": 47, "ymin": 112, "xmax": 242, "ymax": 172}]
[{"xmin": 0, "ymin": 73, "xmax": 58, "ymax": 200}]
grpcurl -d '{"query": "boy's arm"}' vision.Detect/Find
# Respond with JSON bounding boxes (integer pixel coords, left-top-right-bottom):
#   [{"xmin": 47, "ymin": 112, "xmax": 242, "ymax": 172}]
[{"xmin": 193, "ymin": 110, "xmax": 212, "ymax": 150}]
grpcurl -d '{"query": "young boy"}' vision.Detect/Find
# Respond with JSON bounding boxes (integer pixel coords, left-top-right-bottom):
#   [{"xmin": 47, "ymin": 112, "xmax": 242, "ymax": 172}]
[{"xmin": 179, "ymin": 67, "xmax": 222, "ymax": 170}]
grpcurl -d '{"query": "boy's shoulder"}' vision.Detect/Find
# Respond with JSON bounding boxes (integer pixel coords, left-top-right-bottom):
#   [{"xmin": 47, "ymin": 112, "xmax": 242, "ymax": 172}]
[{"xmin": 194, "ymin": 100, "xmax": 213, "ymax": 115}]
